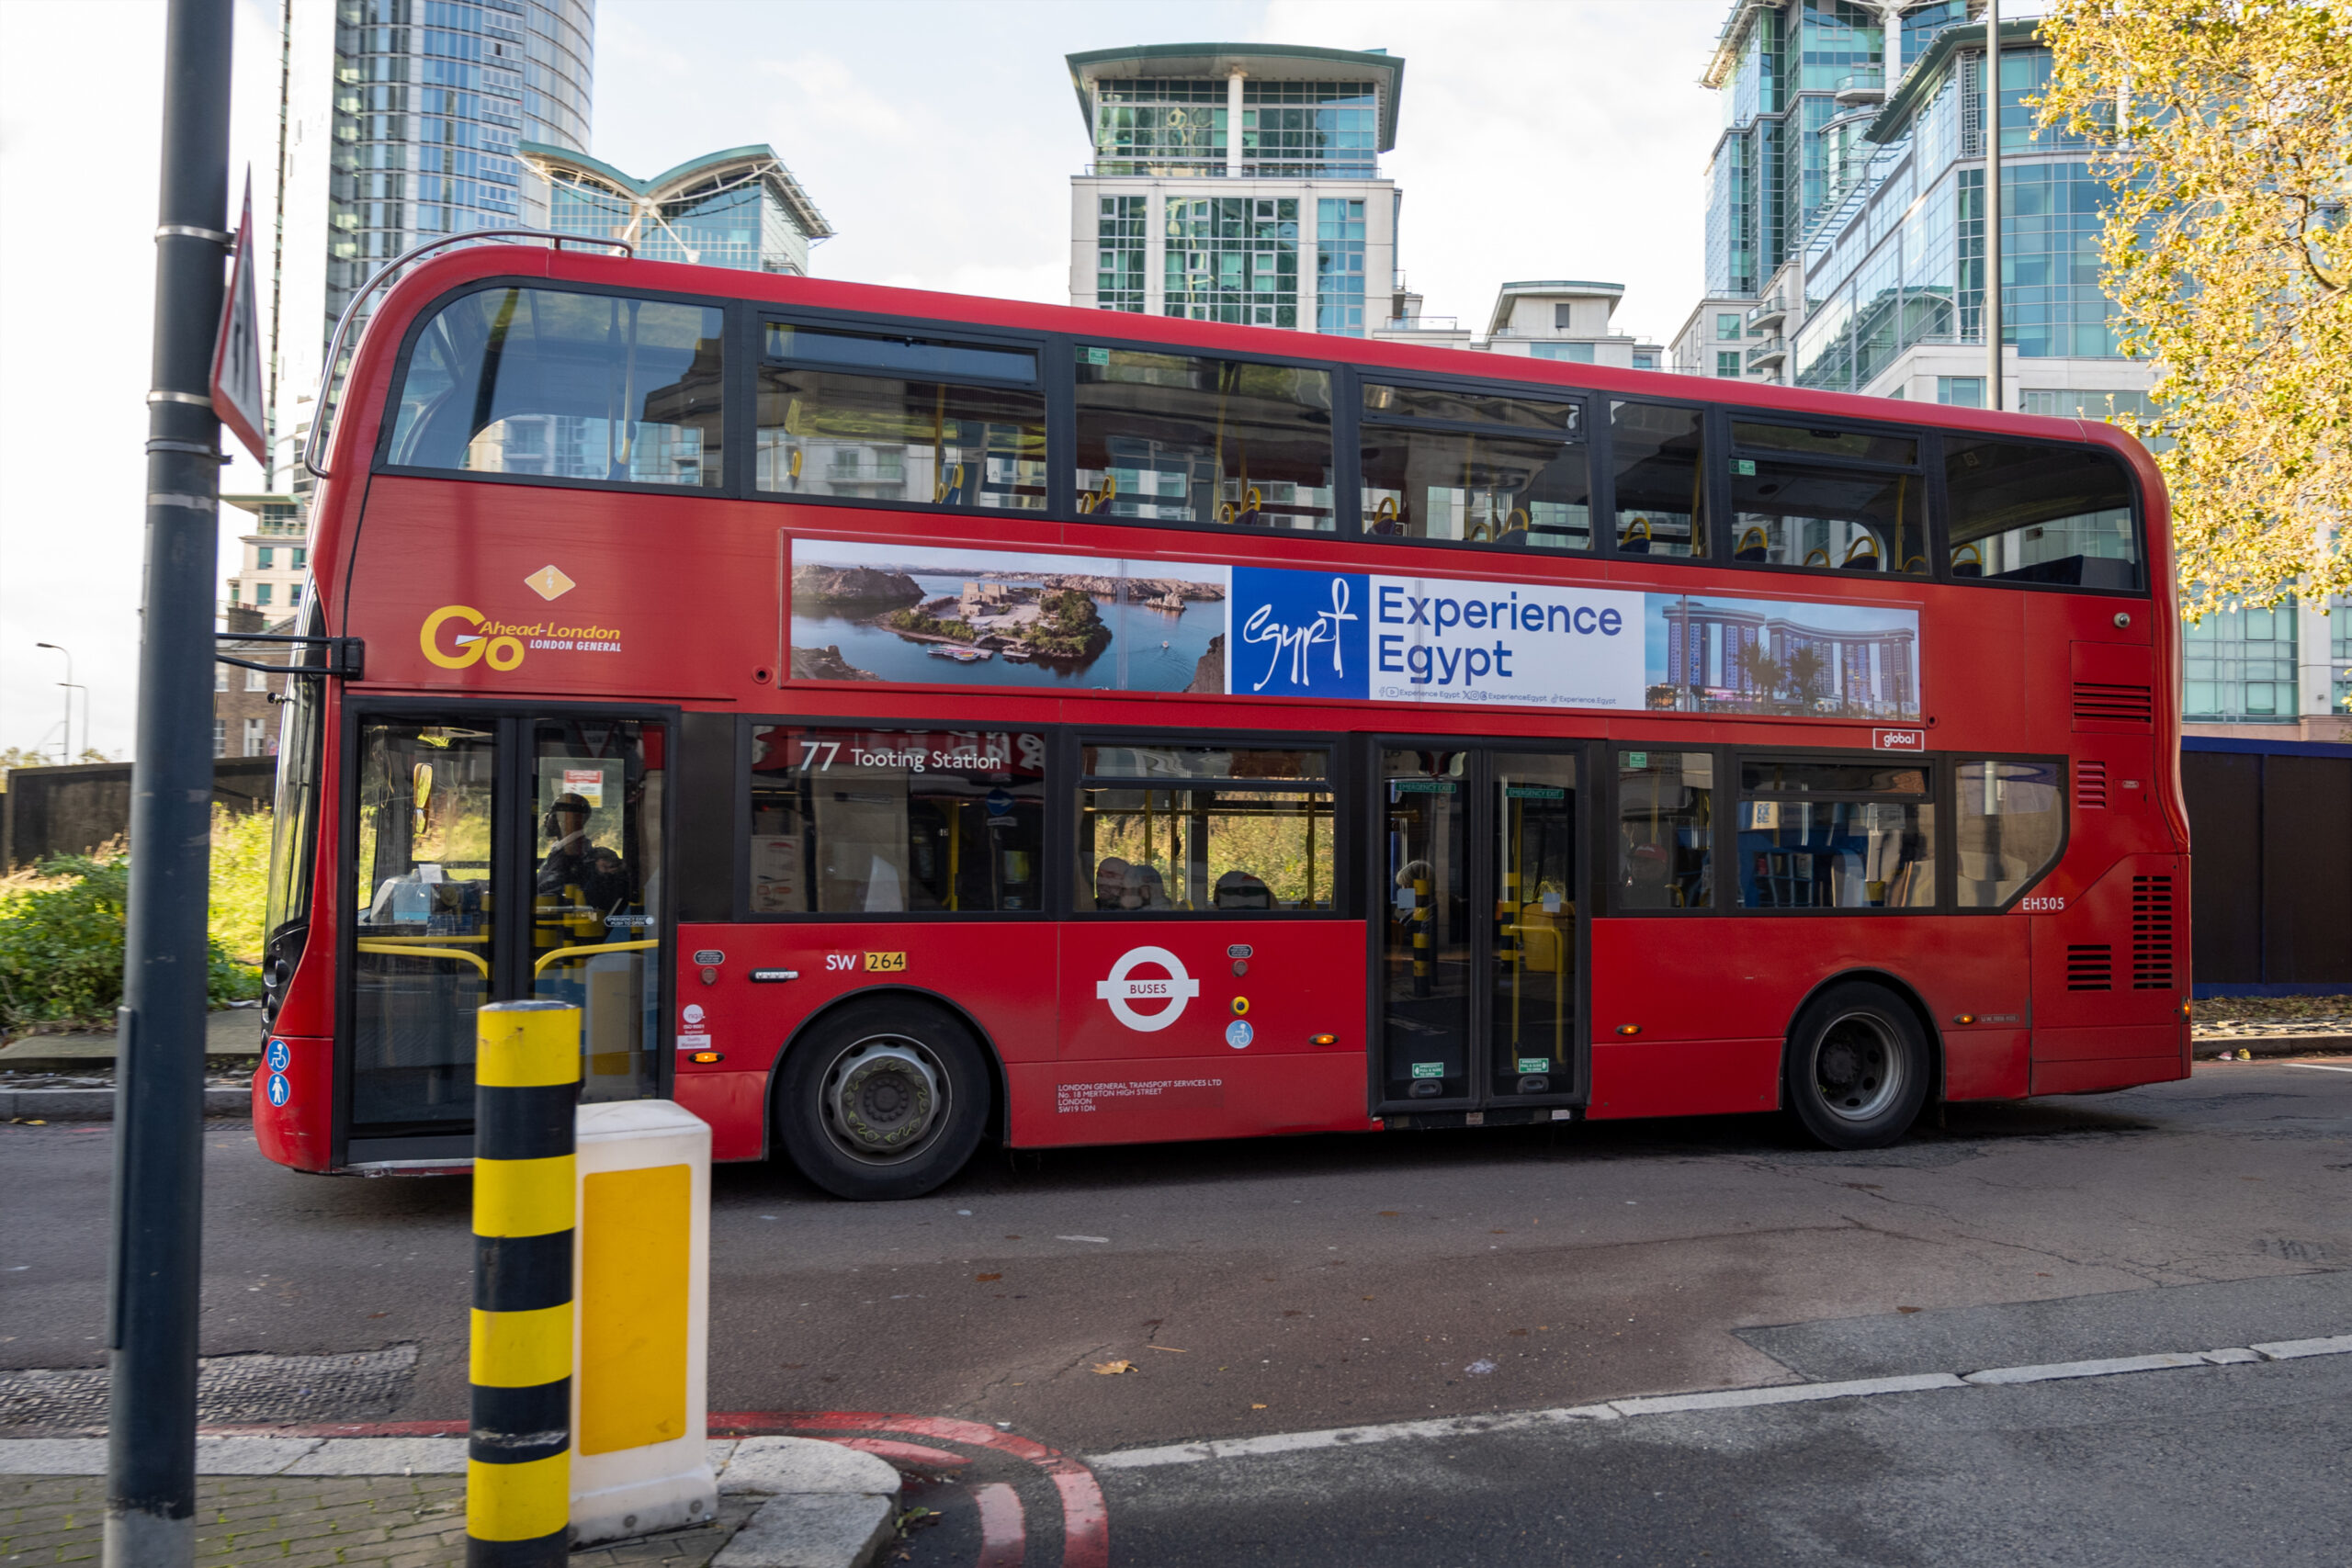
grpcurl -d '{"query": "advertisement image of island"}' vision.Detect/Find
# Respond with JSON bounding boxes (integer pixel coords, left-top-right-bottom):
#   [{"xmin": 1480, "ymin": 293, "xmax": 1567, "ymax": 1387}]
[
  {"xmin": 790, "ymin": 541, "xmax": 1229, "ymax": 694},
  {"xmin": 1643, "ymin": 593, "xmax": 1922, "ymax": 720}
]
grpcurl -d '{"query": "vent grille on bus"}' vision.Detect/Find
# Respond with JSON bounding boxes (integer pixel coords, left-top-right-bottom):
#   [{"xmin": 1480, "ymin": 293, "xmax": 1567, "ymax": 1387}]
[
  {"xmin": 2076, "ymin": 760, "xmax": 2109, "ymax": 808},
  {"xmin": 2132, "ymin": 875, "xmax": 2176, "ymax": 989},
  {"xmin": 2066, "ymin": 944, "xmax": 2113, "ymax": 991},
  {"xmin": 2073, "ymin": 682, "xmax": 2154, "ymax": 728}
]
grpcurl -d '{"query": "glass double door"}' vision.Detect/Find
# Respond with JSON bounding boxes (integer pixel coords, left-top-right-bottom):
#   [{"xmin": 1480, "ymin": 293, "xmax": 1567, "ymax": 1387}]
[
  {"xmin": 345, "ymin": 709, "xmax": 665, "ymax": 1143},
  {"xmin": 1378, "ymin": 746, "xmax": 1585, "ymax": 1110}
]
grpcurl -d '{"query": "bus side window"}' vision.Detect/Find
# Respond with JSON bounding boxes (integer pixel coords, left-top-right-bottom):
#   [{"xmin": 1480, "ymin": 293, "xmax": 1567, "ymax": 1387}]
[
  {"xmin": 1945, "ymin": 439, "xmax": 2141, "ymax": 590},
  {"xmin": 1608, "ymin": 401, "xmax": 1707, "ymax": 558},
  {"xmin": 1617, "ymin": 750, "xmax": 1713, "ymax": 909},
  {"xmin": 1077, "ymin": 743, "xmax": 1335, "ymax": 912},
  {"xmin": 1359, "ymin": 383, "xmax": 1591, "ymax": 551},
  {"xmin": 1955, "ymin": 760, "xmax": 2064, "ymax": 907},
  {"xmin": 745, "ymin": 727, "xmax": 1047, "ymax": 914},
  {"xmin": 385, "ymin": 288, "xmax": 725, "ymax": 488},
  {"xmin": 756, "ymin": 325, "xmax": 1046, "ymax": 512},
  {"xmin": 1073, "ymin": 347, "xmax": 1336, "ymax": 532}
]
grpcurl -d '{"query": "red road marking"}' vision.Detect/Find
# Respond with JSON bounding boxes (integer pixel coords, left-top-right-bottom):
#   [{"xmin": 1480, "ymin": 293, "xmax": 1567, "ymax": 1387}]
[
  {"xmin": 972, "ymin": 1482, "xmax": 1025, "ymax": 1568},
  {"xmin": 204, "ymin": 1408, "xmax": 1108, "ymax": 1566},
  {"xmin": 838, "ymin": 1437, "xmax": 970, "ymax": 1469}
]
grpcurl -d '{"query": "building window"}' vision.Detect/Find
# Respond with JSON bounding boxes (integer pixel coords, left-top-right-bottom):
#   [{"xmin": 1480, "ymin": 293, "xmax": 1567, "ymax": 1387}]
[
  {"xmin": 1532, "ymin": 343, "xmax": 1596, "ymax": 364},
  {"xmin": 228, "ymin": 584, "xmax": 240, "ymax": 604},
  {"xmin": 2183, "ymin": 600, "xmax": 2301, "ymax": 722},
  {"xmin": 1092, "ymin": 79, "xmax": 1227, "ymax": 175},
  {"xmin": 292, "ymin": 547, "xmax": 307, "ymax": 570},
  {"xmin": 1634, "ymin": 349, "xmax": 1660, "ymax": 370},
  {"xmin": 1165, "ymin": 197, "xmax": 1298, "ymax": 329},
  {"xmin": 1717, "ymin": 313, "xmax": 1743, "ymax": 341},
  {"xmin": 1937, "ymin": 377, "xmax": 1984, "ymax": 408},
  {"xmin": 1316, "ymin": 197, "xmax": 1367, "ymax": 336},
  {"xmin": 257, "ymin": 546, "xmax": 274, "ymax": 569},
  {"xmin": 246, "ymin": 667, "xmax": 268, "ymax": 692},
  {"xmin": 1096, "ymin": 195, "xmax": 1148, "ymax": 313},
  {"xmin": 215, "ymin": 666, "xmax": 229, "ymax": 693},
  {"xmin": 1716, "ymin": 350, "xmax": 1743, "ymax": 378},
  {"xmin": 255, "ymin": 583, "xmax": 273, "ymax": 606},
  {"xmin": 1555, "ymin": 303, "xmax": 1577, "ymax": 331},
  {"xmin": 243, "ymin": 717, "xmax": 268, "ymax": 756},
  {"xmin": 289, "ymin": 584, "xmax": 303, "ymax": 608},
  {"xmin": 212, "ymin": 719, "xmax": 227, "ymax": 759},
  {"xmin": 1240, "ymin": 81, "xmax": 1377, "ymax": 178}
]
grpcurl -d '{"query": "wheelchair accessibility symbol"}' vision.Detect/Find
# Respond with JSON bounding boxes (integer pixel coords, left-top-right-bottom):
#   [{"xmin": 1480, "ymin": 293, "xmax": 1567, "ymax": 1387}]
[{"xmin": 266, "ymin": 1039, "xmax": 290, "ymax": 1074}]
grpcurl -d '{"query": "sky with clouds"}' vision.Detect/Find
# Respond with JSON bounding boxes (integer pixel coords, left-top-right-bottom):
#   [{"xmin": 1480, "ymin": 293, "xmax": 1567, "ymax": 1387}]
[{"xmin": 0, "ymin": 0, "xmax": 1723, "ymax": 760}]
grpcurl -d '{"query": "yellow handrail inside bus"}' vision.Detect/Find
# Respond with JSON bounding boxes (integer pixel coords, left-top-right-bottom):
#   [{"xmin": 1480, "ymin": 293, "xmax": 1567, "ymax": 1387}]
[
  {"xmin": 356, "ymin": 932, "xmax": 488, "ymax": 945},
  {"xmin": 1077, "ymin": 473, "xmax": 1117, "ymax": 513},
  {"xmin": 534, "ymin": 939, "xmax": 658, "ymax": 978},
  {"xmin": 356, "ymin": 942, "xmax": 488, "ymax": 976},
  {"xmin": 1736, "ymin": 525, "xmax": 1770, "ymax": 559},
  {"xmin": 1373, "ymin": 495, "xmax": 1400, "ymax": 533},
  {"xmin": 1803, "ymin": 547, "xmax": 1832, "ymax": 567},
  {"xmin": 788, "ymin": 446, "xmax": 803, "ymax": 480},
  {"xmin": 1952, "ymin": 541, "xmax": 1984, "ymax": 572},
  {"xmin": 1621, "ymin": 517, "xmax": 1654, "ymax": 548},
  {"xmin": 934, "ymin": 462, "xmax": 965, "ymax": 503},
  {"xmin": 1903, "ymin": 555, "xmax": 1928, "ymax": 573},
  {"xmin": 1843, "ymin": 536, "xmax": 1881, "ymax": 567}
]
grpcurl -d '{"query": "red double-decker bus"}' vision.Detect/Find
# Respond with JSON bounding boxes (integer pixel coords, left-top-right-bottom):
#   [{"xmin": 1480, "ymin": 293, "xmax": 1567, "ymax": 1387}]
[{"xmin": 250, "ymin": 237, "xmax": 2188, "ymax": 1198}]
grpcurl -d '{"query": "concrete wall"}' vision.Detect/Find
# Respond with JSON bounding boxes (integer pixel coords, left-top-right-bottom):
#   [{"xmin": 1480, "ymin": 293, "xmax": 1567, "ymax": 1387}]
[{"xmin": 1, "ymin": 759, "xmax": 277, "ymax": 869}]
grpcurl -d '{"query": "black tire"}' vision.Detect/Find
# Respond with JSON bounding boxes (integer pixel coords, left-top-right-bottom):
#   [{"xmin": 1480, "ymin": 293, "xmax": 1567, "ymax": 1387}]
[
  {"xmin": 775, "ymin": 997, "xmax": 991, "ymax": 1201},
  {"xmin": 1783, "ymin": 981, "xmax": 1931, "ymax": 1151}
]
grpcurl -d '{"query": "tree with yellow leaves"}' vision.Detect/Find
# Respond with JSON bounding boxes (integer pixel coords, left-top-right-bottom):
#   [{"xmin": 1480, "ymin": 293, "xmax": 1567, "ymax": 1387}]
[{"xmin": 2040, "ymin": 0, "xmax": 2352, "ymax": 638}]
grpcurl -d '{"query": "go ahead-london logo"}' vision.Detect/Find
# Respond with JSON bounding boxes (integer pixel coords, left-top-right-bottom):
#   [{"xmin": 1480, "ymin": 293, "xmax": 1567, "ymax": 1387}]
[
  {"xmin": 1228, "ymin": 565, "xmax": 1645, "ymax": 710},
  {"xmin": 417, "ymin": 565, "xmax": 624, "ymax": 671}
]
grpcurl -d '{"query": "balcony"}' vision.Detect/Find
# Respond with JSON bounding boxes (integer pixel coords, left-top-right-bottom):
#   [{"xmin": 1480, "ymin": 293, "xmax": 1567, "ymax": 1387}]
[
  {"xmin": 1834, "ymin": 69, "xmax": 1884, "ymax": 107},
  {"xmin": 1745, "ymin": 335, "xmax": 1788, "ymax": 371},
  {"xmin": 1746, "ymin": 299, "xmax": 1786, "ymax": 333},
  {"xmin": 1082, "ymin": 159, "xmax": 1385, "ymax": 181},
  {"xmin": 1383, "ymin": 315, "xmax": 1459, "ymax": 333}
]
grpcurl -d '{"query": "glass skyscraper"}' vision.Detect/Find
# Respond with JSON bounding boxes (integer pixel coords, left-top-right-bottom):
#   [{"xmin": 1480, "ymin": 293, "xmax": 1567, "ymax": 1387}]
[
  {"xmin": 268, "ymin": 0, "xmax": 596, "ymax": 493},
  {"xmin": 1066, "ymin": 44, "xmax": 1403, "ymax": 336}
]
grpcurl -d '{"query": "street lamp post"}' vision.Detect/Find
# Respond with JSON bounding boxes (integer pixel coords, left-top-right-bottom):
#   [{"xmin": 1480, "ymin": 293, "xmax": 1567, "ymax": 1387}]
[
  {"xmin": 35, "ymin": 643, "xmax": 72, "ymax": 762},
  {"xmin": 107, "ymin": 1, "xmax": 232, "ymax": 1563}
]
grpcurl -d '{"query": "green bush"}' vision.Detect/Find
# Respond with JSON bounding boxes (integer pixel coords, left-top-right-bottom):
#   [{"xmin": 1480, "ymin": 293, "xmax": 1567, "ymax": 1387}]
[{"xmin": 0, "ymin": 820, "xmax": 266, "ymax": 1032}]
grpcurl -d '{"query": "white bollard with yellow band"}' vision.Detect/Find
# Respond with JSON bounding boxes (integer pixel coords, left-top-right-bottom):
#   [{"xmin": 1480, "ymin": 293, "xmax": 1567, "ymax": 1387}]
[{"xmin": 568, "ymin": 1099, "xmax": 717, "ymax": 1546}]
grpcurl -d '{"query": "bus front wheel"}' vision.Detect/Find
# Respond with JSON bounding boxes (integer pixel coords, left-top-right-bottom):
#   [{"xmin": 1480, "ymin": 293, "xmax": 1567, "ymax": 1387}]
[
  {"xmin": 1783, "ymin": 983, "xmax": 1930, "ymax": 1150},
  {"xmin": 775, "ymin": 998, "xmax": 990, "ymax": 1201}
]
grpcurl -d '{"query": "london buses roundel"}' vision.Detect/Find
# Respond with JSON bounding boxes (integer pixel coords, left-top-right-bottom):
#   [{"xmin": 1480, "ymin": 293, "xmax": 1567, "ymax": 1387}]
[{"xmin": 1094, "ymin": 945, "xmax": 1201, "ymax": 1032}]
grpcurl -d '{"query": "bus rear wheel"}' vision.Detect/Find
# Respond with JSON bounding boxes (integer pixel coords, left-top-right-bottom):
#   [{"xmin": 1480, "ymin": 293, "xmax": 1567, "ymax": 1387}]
[
  {"xmin": 1783, "ymin": 982, "xmax": 1930, "ymax": 1151},
  {"xmin": 775, "ymin": 998, "xmax": 989, "ymax": 1201}
]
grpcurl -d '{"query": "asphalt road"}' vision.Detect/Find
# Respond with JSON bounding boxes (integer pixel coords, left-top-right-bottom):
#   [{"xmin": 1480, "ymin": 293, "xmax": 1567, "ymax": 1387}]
[{"xmin": 4, "ymin": 1059, "xmax": 2348, "ymax": 1563}]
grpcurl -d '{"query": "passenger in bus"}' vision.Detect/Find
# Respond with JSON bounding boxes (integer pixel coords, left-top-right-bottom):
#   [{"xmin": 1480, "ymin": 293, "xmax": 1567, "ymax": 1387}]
[
  {"xmin": 537, "ymin": 793, "xmax": 632, "ymax": 923},
  {"xmin": 1094, "ymin": 856, "xmax": 1135, "ymax": 910},
  {"xmin": 1129, "ymin": 863, "xmax": 1174, "ymax": 910},
  {"xmin": 1214, "ymin": 869, "xmax": 1274, "ymax": 910}
]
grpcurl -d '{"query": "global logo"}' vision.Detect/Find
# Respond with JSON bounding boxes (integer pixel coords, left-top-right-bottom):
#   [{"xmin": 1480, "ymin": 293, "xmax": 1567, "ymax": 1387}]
[{"xmin": 1094, "ymin": 946, "xmax": 1201, "ymax": 1032}]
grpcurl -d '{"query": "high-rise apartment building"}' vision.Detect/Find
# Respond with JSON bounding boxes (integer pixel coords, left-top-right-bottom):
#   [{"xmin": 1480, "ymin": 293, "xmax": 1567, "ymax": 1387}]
[
  {"xmin": 221, "ymin": 493, "xmax": 309, "ymax": 617},
  {"xmin": 518, "ymin": 143, "xmax": 832, "ymax": 273},
  {"xmin": 1066, "ymin": 44, "xmax": 1403, "ymax": 336},
  {"xmin": 267, "ymin": 0, "xmax": 596, "ymax": 495},
  {"xmin": 1680, "ymin": 0, "xmax": 2346, "ymax": 738}
]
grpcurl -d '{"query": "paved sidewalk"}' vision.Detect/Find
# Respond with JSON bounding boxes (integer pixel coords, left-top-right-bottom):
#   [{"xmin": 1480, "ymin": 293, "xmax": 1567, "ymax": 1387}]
[{"xmin": 0, "ymin": 1438, "xmax": 899, "ymax": 1568}]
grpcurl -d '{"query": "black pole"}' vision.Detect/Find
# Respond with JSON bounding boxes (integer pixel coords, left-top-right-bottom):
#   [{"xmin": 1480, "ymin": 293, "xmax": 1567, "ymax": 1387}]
[{"xmin": 107, "ymin": 1, "xmax": 232, "ymax": 1562}]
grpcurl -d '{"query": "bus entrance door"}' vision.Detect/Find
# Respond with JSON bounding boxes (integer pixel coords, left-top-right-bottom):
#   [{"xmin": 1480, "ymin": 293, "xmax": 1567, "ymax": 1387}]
[
  {"xmin": 344, "ymin": 709, "xmax": 666, "ymax": 1165},
  {"xmin": 1377, "ymin": 746, "xmax": 1586, "ymax": 1117}
]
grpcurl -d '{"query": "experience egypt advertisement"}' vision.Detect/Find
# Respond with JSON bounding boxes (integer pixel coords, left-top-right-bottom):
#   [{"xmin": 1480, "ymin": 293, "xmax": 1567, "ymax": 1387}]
[{"xmin": 787, "ymin": 538, "xmax": 1922, "ymax": 722}]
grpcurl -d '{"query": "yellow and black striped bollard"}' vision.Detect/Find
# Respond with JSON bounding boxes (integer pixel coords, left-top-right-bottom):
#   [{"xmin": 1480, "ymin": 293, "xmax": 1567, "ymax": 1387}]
[{"xmin": 468, "ymin": 999, "xmax": 581, "ymax": 1566}]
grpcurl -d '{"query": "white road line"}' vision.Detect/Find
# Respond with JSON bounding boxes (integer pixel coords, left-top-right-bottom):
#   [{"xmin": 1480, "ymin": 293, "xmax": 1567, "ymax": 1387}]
[
  {"xmin": 1084, "ymin": 1337, "xmax": 2352, "ymax": 1471},
  {"xmin": 2283, "ymin": 1062, "xmax": 2352, "ymax": 1074}
]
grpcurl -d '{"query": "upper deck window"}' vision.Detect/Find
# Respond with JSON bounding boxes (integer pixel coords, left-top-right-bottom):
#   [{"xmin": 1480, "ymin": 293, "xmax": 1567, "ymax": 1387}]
[
  {"xmin": 1727, "ymin": 422, "xmax": 1926, "ymax": 577},
  {"xmin": 757, "ymin": 325, "xmax": 1046, "ymax": 512},
  {"xmin": 1073, "ymin": 347, "xmax": 1335, "ymax": 532},
  {"xmin": 1609, "ymin": 401, "xmax": 1707, "ymax": 558},
  {"xmin": 386, "ymin": 288, "xmax": 724, "ymax": 487},
  {"xmin": 1945, "ymin": 438, "xmax": 2141, "ymax": 590},
  {"xmin": 1360, "ymin": 383, "xmax": 1591, "ymax": 552}
]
